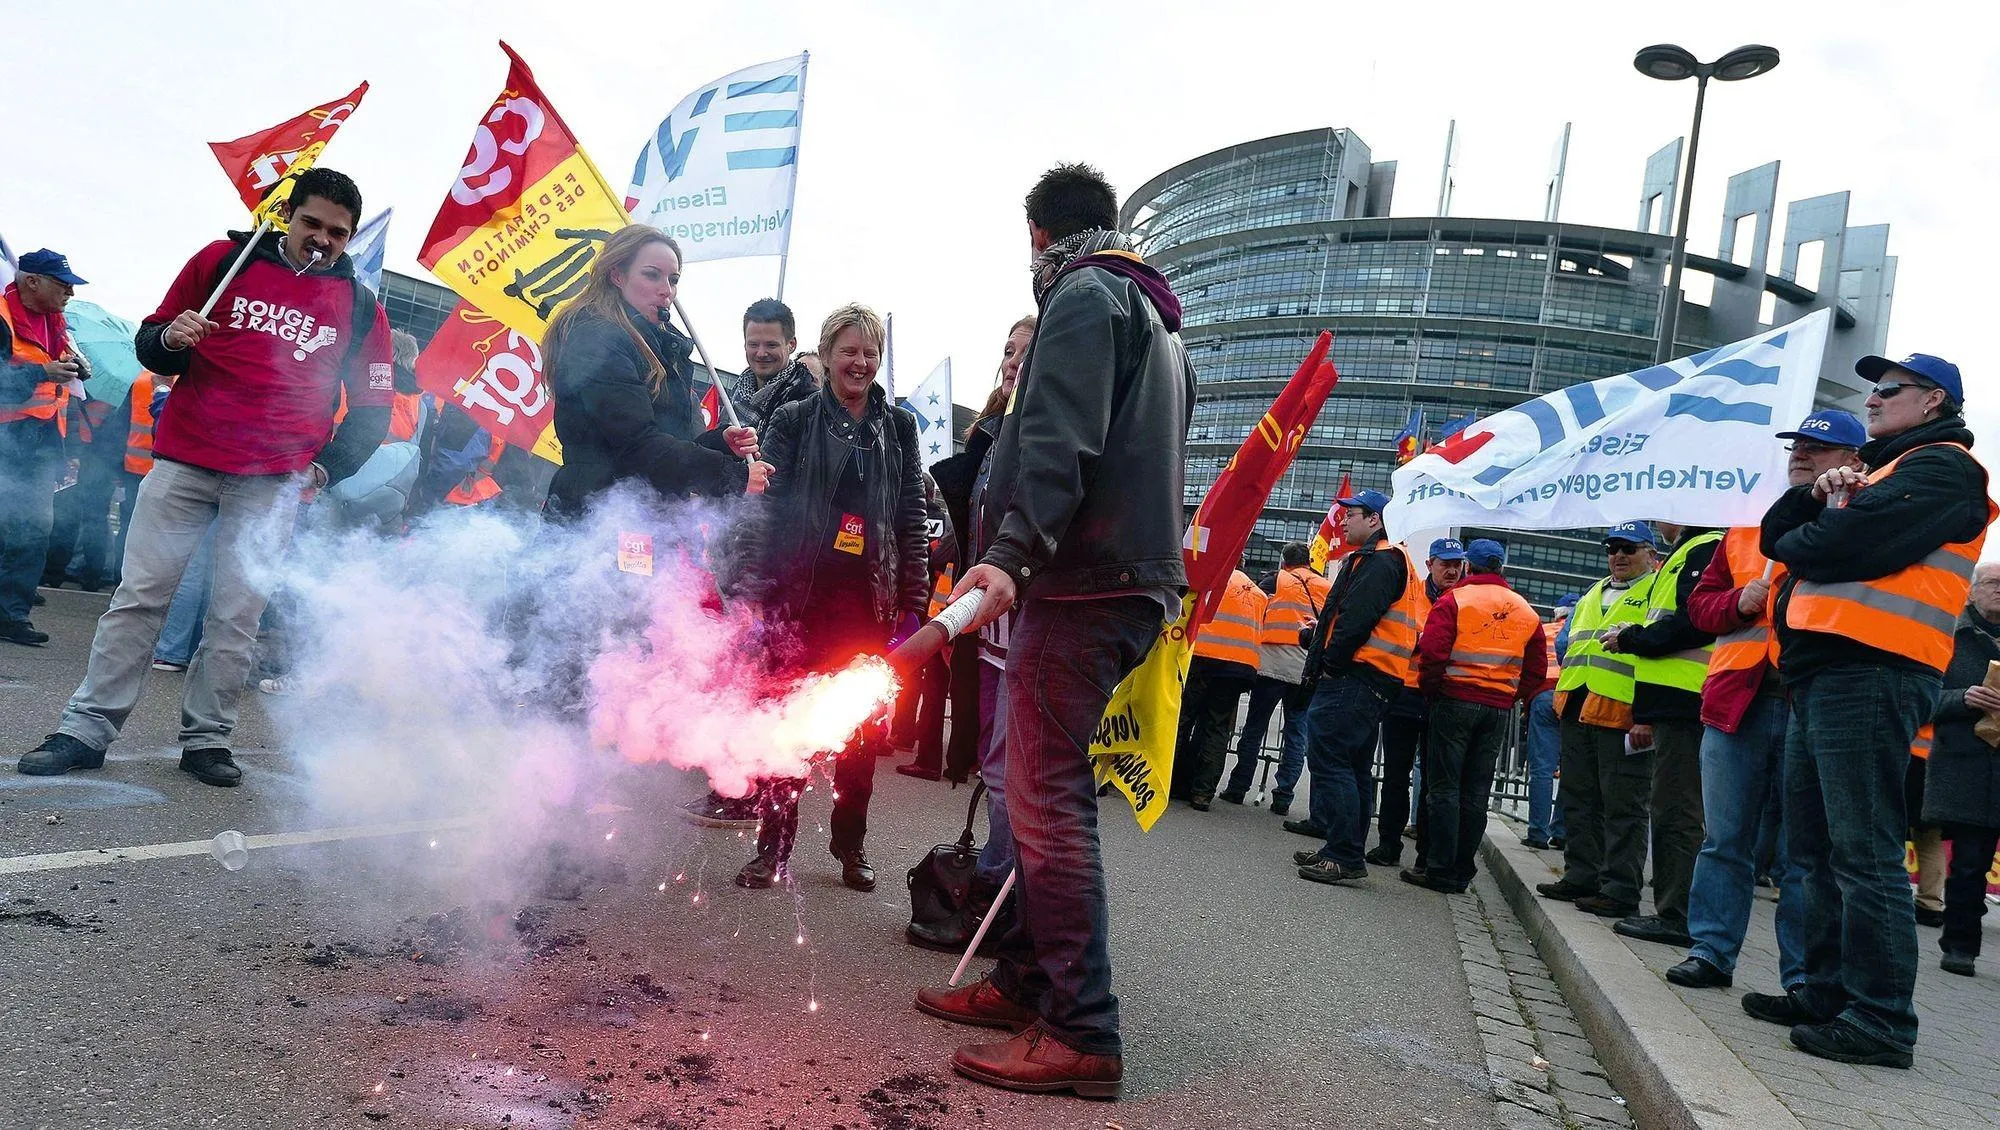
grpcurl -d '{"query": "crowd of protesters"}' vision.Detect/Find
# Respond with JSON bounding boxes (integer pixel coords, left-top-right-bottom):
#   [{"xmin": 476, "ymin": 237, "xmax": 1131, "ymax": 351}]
[{"xmin": 6, "ymin": 153, "xmax": 1995, "ymax": 1097}]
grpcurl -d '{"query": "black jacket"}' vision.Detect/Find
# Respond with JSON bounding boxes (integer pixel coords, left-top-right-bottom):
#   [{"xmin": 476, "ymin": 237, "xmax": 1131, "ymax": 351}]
[
  {"xmin": 544, "ymin": 305, "xmax": 745, "ymax": 515},
  {"xmin": 980, "ymin": 264, "xmax": 1195, "ymax": 596},
  {"xmin": 133, "ymin": 228, "xmax": 388, "ymax": 486},
  {"xmin": 1924, "ymin": 610, "xmax": 2000, "ymax": 828},
  {"xmin": 1613, "ymin": 529, "xmax": 1720, "ymax": 724},
  {"xmin": 734, "ymin": 383, "xmax": 928, "ymax": 627},
  {"xmin": 931, "ymin": 413, "xmax": 998, "ymax": 565},
  {"xmin": 1304, "ymin": 532, "xmax": 1408, "ymax": 696},
  {"xmin": 1765, "ymin": 415, "xmax": 1990, "ymax": 683}
]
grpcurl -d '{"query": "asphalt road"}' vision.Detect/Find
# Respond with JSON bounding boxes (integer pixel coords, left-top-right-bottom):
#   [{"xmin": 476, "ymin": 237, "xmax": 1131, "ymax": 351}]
[{"xmin": 2, "ymin": 587, "xmax": 1504, "ymax": 1130}]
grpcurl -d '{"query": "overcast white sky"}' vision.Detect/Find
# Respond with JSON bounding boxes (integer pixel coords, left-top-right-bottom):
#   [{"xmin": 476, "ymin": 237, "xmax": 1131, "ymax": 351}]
[{"xmin": 9, "ymin": 0, "xmax": 1995, "ymax": 441}]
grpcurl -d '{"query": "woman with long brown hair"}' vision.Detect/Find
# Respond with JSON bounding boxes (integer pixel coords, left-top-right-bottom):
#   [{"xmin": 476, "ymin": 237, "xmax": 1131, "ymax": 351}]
[{"xmin": 544, "ymin": 225, "xmax": 768, "ymax": 516}]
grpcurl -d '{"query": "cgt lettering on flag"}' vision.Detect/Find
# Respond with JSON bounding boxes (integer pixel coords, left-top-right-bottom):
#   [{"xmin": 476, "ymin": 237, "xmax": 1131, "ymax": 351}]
[
  {"xmin": 420, "ymin": 42, "xmax": 634, "ymax": 342},
  {"xmin": 414, "ymin": 301, "xmax": 562, "ymax": 463}
]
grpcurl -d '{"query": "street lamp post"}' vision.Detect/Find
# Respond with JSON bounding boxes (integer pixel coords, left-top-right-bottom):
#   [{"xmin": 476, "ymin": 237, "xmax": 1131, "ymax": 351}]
[{"xmin": 1635, "ymin": 43, "xmax": 1781, "ymax": 364}]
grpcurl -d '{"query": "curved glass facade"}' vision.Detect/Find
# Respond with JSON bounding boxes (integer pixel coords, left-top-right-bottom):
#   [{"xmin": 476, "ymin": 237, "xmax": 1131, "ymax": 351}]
[{"xmin": 1126, "ymin": 131, "xmax": 1736, "ymax": 611}]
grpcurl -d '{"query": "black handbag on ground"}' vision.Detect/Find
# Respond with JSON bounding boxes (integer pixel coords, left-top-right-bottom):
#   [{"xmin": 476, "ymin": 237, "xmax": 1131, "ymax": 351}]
[{"xmin": 906, "ymin": 779, "xmax": 1000, "ymax": 952}]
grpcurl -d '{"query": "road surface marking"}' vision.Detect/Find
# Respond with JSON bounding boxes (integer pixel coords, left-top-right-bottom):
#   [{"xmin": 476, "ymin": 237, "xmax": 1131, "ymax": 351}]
[{"xmin": 0, "ymin": 815, "xmax": 482, "ymax": 875}]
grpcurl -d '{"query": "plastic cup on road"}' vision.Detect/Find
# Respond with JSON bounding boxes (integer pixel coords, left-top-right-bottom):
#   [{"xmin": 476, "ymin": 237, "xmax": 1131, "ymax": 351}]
[{"xmin": 210, "ymin": 830, "xmax": 249, "ymax": 872}]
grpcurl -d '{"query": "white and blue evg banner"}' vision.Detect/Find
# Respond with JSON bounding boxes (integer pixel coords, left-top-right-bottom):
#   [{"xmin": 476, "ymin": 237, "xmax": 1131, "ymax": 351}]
[
  {"xmin": 1386, "ymin": 308, "xmax": 1830, "ymax": 535},
  {"xmin": 624, "ymin": 53, "xmax": 807, "ymax": 263}
]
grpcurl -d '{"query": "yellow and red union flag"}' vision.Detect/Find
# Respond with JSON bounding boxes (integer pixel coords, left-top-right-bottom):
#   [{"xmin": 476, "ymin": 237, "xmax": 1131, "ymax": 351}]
[
  {"xmin": 208, "ymin": 82, "xmax": 369, "ymax": 223},
  {"xmin": 1308, "ymin": 470, "xmax": 1354, "ymax": 574},
  {"xmin": 419, "ymin": 42, "xmax": 632, "ymax": 342},
  {"xmin": 1091, "ymin": 331, "xmax": 1340, "ymax": 830},
  {"xmin": 414, "ymin": 301, "xmax": 563, "ymax": 463}
]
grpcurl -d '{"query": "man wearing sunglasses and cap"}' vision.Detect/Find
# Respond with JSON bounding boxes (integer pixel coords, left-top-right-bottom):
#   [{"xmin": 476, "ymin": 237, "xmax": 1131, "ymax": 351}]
[
  {"xmin": 1749, "ymin": 354, "xmax": 1996, "ymax": 1069},
  {"xmin": 1294, "ymin": 487, "xmax": 1429, "ymax": 886},
  {"xmin": 1536, "ymin": 522, "xmax": 1658, "ymax": 919},
  {"xmin": 1, "ymin": 249, "xmax": 89, "ymax": 648},
  {"xmin": 1664, "ymin": 410, "xmax": 1863, "ymax": 1001}
]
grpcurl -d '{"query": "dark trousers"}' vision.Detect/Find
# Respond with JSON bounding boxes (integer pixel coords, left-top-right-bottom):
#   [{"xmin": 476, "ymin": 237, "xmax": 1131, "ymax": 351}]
[
  {"xmin": 111, "ymin": 470, "xmax": 142, "ymax": 582},
  {"xmin": 1558, "ymin": 717, "xmax": 1652, "ymax": 905},
  {"xmin": 1304, "ymin": 673, "xmax": 1395, "ymax": 868},
  {"xmin": 1786, "ymin": 665, "xmax": 1938, "ymax": 1054},
  {"xmin": 1424, "ymin": 697, "xmax": 1508, "ymax": 886},
  {"xmin": 0, "ymin": 444, "xmax": 61, "ymax": 623},
  {"xmin": 44, "ymin": 455, "xmax": 117, "ymax": 586},
  {"xmin": 755, "ymin": 594, "xmax": 887, "ymax": 862},
  {"xmin": 1178, "ymin": 662, "xmax": 1253, "ymax": 802},
  {"xmin": 1941, "ymin": 824, "xmax": 2000, "ymax": 959},
  {"xmin": 1648, "ymin": 717, "xmax": 1705, "ymax": 924},
  {"xmin": 943, "ymin": 635, "xmax": 982, "ymax": 781},
  {"xmin": 988, "ymin": 594, "xmax": 1159, "ymax": 1058},
  {"xmin": 1378, "ymin": 705, "xmax": 1428, "ymax": 862},
  {"xmin": 890, "ymin": 653, "xmax": 950, "ymax": 772},
  {"xmin": 1224, "ymin": 676, "xmax": 1308, "ymax": 798}
]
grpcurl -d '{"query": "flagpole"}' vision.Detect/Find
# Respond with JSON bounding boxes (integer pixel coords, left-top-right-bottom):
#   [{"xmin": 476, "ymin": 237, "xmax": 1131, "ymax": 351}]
[
  {"xmin": 773, "ymin": 49, "xmax": 809, "ymax": 304},
  {"xmin": 668, "ymin": 297, "xmax": 744, "ymax": 432},
  {"xmin": 949, "ymin": 867, "xmax": 1016, "ymax": 987},
  {"xmin": 197, "ymin": 218, "xmax": 275, "ymax": 319},
  {"xmin": 885, "ymin": 311, "xmax": 896, "ymax": 401}
]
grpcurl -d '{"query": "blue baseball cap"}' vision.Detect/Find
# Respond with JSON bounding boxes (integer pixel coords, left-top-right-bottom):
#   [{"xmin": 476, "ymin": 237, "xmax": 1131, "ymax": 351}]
[
  {"xmin": 1427, "ymin": 537, "xmax": 1467, "ymax": 561},
  {"xmin": 1857, "ymin": 353, "xmax": 1963, "ymax": 403},
  {"xmin": 1338, "ymin": 488, "xmax": 1392, "ymax": 515},
  {"xmin": 1556, "ymin": 592, "xmax": 1581, "ymax": 610},
  {"xmin": 16, "ymin": 248, "xmax": 86, "ymax": 287},
  {"xmin": 1602, "ymin": 522, "xmax": 1657, "ymax": 548},
  {"xmin": 1465, "ymin": 538, "xmax": 1507, "ymax": 570},
  {"xmin": 1775, "ymin": 409, "xmax": 1865, "ymax": 449}
]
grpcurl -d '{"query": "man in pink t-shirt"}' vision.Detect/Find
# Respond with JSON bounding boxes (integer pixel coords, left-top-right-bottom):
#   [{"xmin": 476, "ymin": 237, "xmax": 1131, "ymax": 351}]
[{"xmin": 17, "ymin": 167, "xmax": 392, "ymax": 787}]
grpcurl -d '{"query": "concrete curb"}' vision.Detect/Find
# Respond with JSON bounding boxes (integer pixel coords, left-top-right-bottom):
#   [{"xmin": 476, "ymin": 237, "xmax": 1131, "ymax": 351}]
[{"xmin": 1478, "ymin": 817, "xmax": 1804, "ymax": 1130}]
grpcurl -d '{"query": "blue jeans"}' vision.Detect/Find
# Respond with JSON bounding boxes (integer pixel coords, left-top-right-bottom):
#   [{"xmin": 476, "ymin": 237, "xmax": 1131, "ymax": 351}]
[
  {"xmin": 1304, "ymin": 673, "xmax": 1395, "ymax": 868},
  {"xmin": 1223, "ymin": 675, "xmax": 1289, "ymax": 797},
  {"xmin": 1525, "ymin": 690, "xmax": 1565, "ymax": 841},
  {"xmin": 989, "ymin": 594, "xmax": 1161, "ymax": 1057},
  {"xmin": 1786, "ymin": 664, "xmax": 1939, "ymax": 1054},
  {"xmin": 153, "ymin": 526, "xmax": 215, "ymax": 665},
  {"xmin": 974, "ymin": 660, "xmax": 1013, "ymax": 885},
  {"xmin": 1266, "ymin": 686, "xmax": 1311, "ymax": 807},
  {"xmin": 1686, "ymin": 695, "xmax": 1806, "ymax": 985}
]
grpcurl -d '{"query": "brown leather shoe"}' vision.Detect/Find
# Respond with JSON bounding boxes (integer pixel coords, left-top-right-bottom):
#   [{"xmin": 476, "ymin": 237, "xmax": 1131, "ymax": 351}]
[
  {"xmin": 914, "ymin": 975, "xmax": 1038, "ymax": 1031},
  {"xmin": 952, "ymin": 1026, "xmax": 1122, "ymax": 1098}
]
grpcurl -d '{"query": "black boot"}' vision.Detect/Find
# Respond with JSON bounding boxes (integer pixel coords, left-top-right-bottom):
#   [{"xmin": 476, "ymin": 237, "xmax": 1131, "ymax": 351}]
[
  {"xmin": 834, "ymin": 848, "xmax": 876, "ymax": 892},
  {"xmin": 0, "ymin": 619, "xmax": 50, "ymax": 647}
]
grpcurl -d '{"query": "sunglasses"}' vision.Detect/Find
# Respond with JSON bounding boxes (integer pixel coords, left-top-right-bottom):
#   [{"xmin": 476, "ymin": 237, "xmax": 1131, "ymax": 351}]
[
  {"xmin": 1604, "ymin": 543, "xmax": 1645, "ymax": 556},
  {"xmin": 1871, "ymin": 382, "xmax": 1924, "ymax": 401}
]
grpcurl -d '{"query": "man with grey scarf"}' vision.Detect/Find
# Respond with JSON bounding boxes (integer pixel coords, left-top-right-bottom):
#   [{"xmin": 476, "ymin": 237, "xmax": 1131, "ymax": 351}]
[{"xmin": 914, "ymin": 163, "xmax": 1195, "ymax": 1100}]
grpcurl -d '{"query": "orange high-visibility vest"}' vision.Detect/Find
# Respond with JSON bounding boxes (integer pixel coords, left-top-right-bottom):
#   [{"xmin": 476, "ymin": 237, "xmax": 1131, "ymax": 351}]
[
  {"xmin": 1784, "ymin": 443, "xmax": 1997, "ymax": 675},
  {"xmin": 1708, "ymin": 526, "xmax": 1784, "ymax": 677},
  {"xmin": 1401, "ymin": 579, "xmax": 1436, "ymax": 690},
  {"xmin": 1195, "ymin": 569, "xmax": 1268, "ymax": 668},
  {"xmin": 444, "ymin": 435, "xmax": 507, "ymax": 506},
  {"xmin": 1322, "ymin": 542, "xmax": 1426, "ymax": 683},
  {"xmin": 1911, "ymin": 724, "xmax": 1933, "ymax": 760},
  {"xmin": 386, "ymin": 391, "xmax": 423, "ymax": 443},
  {"xmin": 124, "ymin": 373, "xmax": 166, "ymax": 474},
  {"xmin": 1260, "ymin": 566, "xmax": 1331, "ymax": 645},
  {"xmin": 1443, "ymin": 582, "xmax": 1541, "ymax": 698},
  {"xmin": 0, "ymin": 297, "xmax": 70, "ymax": 437},
  {"xmin": 927, "ymin": 566, "xmax": 956, "ymax": 619}
]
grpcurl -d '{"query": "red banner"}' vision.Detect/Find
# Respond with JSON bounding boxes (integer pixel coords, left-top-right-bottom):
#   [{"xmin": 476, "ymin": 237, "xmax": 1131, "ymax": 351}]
[
  {"xmin": 1184, "ymin": 331, "xmax": 1339, "ymax": 634},
  {"xmin": 413, "ymin": 301, "xmax": 561, "ymax": 462},
  {"xmin": 208, "ymin": 82, "xmax": 369, "ymax": 213}
]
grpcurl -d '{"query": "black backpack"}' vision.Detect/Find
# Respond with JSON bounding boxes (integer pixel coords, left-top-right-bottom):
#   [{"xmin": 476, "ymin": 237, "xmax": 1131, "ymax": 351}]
[{"xmin": 905, "ymin": 780, "xmax": 1005, "ymax": 953}]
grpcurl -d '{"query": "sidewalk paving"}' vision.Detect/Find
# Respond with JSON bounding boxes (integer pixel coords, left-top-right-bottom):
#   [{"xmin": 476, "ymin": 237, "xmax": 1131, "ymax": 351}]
[{"xmin": 1479, "ymin": 815, "xmax": 2000, "ymax": 1130}]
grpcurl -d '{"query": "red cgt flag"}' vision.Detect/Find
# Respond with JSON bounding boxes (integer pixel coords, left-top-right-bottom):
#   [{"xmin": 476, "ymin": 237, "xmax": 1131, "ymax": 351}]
[
  {"xmin": 1183, "ymin": 331, "xmax": 1340, "ymax": 636},
  {"xmin": 1308, "ymin": 470, "xmax": 1354, "ymax": 573},
  {"xmin": 413, "ymin": 301, "xmax": 562, "ymax": 463},
  {"xmin": 208, "ymin": 82, "xmax": 369, "ymax": 213},
  {"xmin": 699, "ymin": 383, "xmax": 722, "ymax": 431}
]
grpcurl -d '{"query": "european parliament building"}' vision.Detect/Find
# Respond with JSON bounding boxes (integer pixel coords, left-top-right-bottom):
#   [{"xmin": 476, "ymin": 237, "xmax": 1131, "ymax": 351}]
[{"xmin": 1120, "ymin": 128, "xmax": 1896, "ymax": 610}]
